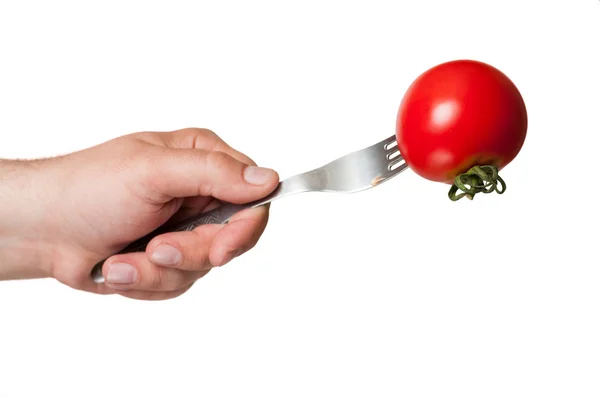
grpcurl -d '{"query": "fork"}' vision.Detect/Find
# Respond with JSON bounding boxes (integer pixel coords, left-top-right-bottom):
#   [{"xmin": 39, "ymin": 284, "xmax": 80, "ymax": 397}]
[{"xmin": 91, "ymin": 134, "xmax": 408, "ymax": 283}]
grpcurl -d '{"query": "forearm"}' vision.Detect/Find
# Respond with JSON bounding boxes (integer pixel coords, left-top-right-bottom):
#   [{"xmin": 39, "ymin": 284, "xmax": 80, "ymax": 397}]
[{"xmin": 0, "ymin": 159, "xmax": 55, "ymax": 280}]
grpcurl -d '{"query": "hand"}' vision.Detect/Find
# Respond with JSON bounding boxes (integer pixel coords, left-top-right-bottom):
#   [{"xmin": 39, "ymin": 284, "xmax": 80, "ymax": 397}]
[{"xmin": 0, "ymin": 128, "xmax": 279, "ymax": 300}]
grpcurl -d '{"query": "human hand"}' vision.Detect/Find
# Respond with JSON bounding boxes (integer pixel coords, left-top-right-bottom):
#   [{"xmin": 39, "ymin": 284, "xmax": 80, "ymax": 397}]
[{"xmin": 0, "ymin": 128, "xmax": 279, "ymax": 300}]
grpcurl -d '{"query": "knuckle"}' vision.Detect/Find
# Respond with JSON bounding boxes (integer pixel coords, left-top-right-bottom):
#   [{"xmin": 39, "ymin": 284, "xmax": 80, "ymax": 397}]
[
  {"xmin": 206, "ymin": 150, "xmax": 233, "ymax": 172},
  {"xmin": 185, "ymin": 128, "xmax": 217, "ymax": 147},
  {"xmin": 183, "ymin": 127, "xmax": 215, "ymax": 136},
  {"xmin": 181, "ymin": 249, "xmax": 210, "ymax": 271},
  {"xmin": 134, "ymin": 152, "xmax": 169, "ymax": 201},
  {"xmin": 134, "ymin": 146, "xmax": 165, "ymax": 178},
  {"xmin": 196, "ymin": 128, "xmax": 217, "ymax": 138},
  {"xmin": 148, "ymin": 266, "xmax": 189, "ymax": 292},
  {"xmin": 148, "ymin": 267, "xmax": 165, "ymax": 291},
  {"xmin": 188, "ymin": 259, "xmax": 210, "ymax": 272}
]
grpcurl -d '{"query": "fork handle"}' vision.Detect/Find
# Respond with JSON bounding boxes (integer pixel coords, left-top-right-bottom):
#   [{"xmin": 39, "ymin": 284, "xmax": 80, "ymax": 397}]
[{"xmin": 90, "ymin": 174, "xmax": 309, "ymax": 283}]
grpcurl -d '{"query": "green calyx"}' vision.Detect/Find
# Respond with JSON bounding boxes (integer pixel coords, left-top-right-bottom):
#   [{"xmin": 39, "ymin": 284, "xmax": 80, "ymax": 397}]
[{"xmin": 448, "ymin": 165, "xmax": 506, "ymax": 201}]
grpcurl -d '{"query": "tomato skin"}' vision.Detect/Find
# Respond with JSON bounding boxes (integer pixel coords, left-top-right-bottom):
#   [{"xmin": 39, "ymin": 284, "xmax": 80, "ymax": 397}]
[{"xmin": 396, "ymin": 60, "xmax": 527, "ymax": 184}]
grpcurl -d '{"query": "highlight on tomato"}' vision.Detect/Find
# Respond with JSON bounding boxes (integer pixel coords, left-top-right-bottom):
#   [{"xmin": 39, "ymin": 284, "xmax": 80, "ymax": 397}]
[{"xmin": 395, "ymin": 59, "xmax": 528, "ymax": 201}]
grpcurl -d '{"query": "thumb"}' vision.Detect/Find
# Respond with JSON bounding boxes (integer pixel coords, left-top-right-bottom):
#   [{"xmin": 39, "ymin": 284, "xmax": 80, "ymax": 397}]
[{"xmin": 146, "ymin": 148, "xmax": 279, "ymax": 204}]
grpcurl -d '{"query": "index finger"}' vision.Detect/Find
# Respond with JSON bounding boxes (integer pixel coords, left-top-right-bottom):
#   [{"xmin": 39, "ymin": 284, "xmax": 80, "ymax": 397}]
[{"xmin": 137, "ymin": 128, "xmax": 257, "ymax": 166}]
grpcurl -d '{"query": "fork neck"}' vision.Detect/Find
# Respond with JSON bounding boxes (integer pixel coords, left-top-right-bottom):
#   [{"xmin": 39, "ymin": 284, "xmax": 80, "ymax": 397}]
[{"xmin": 250, "ymin": 172, "xmax": 316, "ymax": 208}]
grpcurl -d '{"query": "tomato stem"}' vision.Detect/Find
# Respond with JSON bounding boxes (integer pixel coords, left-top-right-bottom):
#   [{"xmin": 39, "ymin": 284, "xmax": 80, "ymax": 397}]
[{"xmin": 448, "ymin": 165, "xmax": 506, "ymax": 201}]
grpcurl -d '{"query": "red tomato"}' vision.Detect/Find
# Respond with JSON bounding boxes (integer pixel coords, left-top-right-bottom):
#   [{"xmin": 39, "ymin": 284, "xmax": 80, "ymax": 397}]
[{"xmin": 395, "ymin": 59, "xmax": 527, "ymax": 199}]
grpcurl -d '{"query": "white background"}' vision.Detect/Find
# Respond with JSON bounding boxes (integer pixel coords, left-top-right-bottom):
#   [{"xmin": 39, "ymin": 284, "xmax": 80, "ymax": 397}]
[{"xmin": 1, "ymin": 1, "xmax": 599, "ymax": 397}]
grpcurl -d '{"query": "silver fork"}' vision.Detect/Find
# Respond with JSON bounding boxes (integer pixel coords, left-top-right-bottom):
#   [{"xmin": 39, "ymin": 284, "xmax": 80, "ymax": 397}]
[{"xmin": 91, "ymin": 134, "xmax": 407, "ymax": 283}]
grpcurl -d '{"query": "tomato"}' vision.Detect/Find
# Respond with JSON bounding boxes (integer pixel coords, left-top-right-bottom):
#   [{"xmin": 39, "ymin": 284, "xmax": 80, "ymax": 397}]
[{"xmin": 395, "ymin": 59, "xmax": 527, "ymax": 200}]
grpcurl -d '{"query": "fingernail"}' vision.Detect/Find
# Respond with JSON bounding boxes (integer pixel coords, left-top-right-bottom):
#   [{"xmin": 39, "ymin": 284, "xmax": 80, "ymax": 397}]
[
  {"xmin": 151, "ymin": 244, "xmax": 182, "ymax": 266},
  {"xmin": 243, "ymin": 166, "xmax": 275, "ymax": 185},
  {"xmin": 106, "ymin": 262, "xmax": 138, "ymax": 284}
]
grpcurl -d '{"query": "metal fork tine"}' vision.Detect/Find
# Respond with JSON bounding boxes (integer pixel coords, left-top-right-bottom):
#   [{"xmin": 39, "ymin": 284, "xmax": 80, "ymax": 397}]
[
  {"xmin": 383, "ymin": 136, "xmax": 398, "ymax": 151},
  {"xmin": 388, "ymin": 157, "xmax": 406, "ymax": 171}
]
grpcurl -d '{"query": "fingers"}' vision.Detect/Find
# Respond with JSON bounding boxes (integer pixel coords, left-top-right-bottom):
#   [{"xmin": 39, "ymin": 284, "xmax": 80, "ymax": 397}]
[
  {"xmin": 115, "ymin": 283, "xmax": 197, "ymax": 301},
  {"xmin": 168, "ymin": 128, "xmax": 257, "ymax": 166},
  {"xmin": 146, "ymin": 148, "xmax": 279, "ymax": 204},
  {"xmin": 98, "ymin": 205, "xmax": 270, "ymax": 294},
  {"xmin": 100, "ymin": 223, "xmax": 223, "ymax": 292},
  {"xmin": 161, "ymin": 196, "xmax": 219, "ymax": 226},
  {"xmin": 146, "ymin": 224, "xmax": 224, "ymax": 271},
  {"xmin": 138, "ymin": 128, "xmax": 257, "ymax": 166},
  {"xmin": 102, "ymin": 251, "xmax": 210, "ymax": 293},
  {"xmin": 53, "ymin": 261, "xmax": 118, "ymax": 296},
  {"xmin": 209, "ymin": 206, "xmax": 270, "ymax": 266}
]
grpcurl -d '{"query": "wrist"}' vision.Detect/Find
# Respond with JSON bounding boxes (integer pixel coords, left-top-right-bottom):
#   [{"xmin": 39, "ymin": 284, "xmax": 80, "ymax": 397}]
[{"xmin": 0, "ymin": 159, "xmax": 57, "ymax": 280}]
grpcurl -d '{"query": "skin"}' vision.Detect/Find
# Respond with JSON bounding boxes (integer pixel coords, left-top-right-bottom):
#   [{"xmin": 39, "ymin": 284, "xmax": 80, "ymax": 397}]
[
  {"xmin": 396, "ymin": 59, "xmax": 527, "ymax": 184},
  {"xmin": 0, "ymin": 128, "xmax": 279, "ymax": 300}
]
